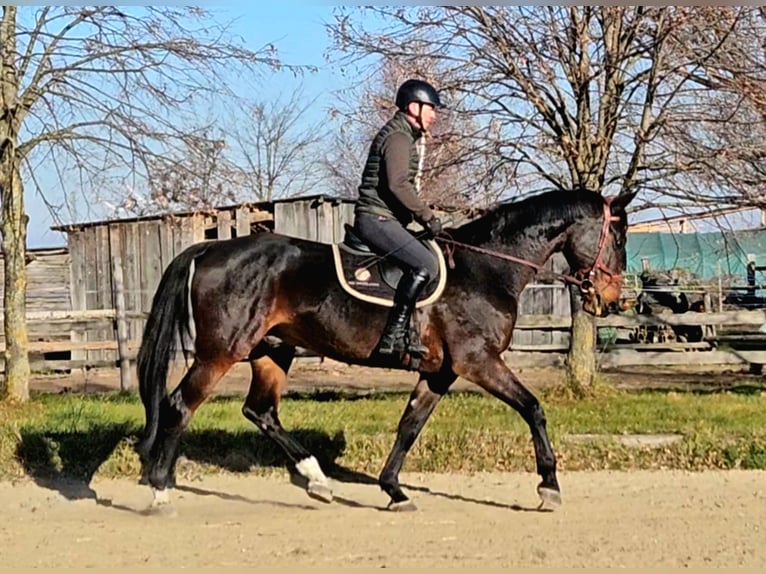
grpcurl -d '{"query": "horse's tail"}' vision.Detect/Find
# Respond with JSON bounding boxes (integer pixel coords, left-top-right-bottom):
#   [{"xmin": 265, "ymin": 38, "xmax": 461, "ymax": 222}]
[{"xmin": 135, "ymin": 242, "xmax": 211, "ymax": 460}]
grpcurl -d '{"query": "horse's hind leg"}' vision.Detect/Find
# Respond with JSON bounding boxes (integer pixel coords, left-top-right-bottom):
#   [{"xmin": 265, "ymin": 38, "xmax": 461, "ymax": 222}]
[
  {"xmin": 379, "ymin": 371, "xmax": 456, "ymax": 511},
  {"xmin": 146, "ymin": 359, "xmax": 233, "ymax": 512},
  {"xmin": 242, "ymin": 343, "xmax": 333, "ymax": 503}
]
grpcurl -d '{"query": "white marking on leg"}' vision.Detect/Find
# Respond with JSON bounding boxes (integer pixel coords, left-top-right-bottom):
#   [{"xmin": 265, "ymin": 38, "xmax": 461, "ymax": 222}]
[
  {"xmin": 151, "ymin": 487, "xmax": 171, "ymax": 507},
  {"xmin": 296, "ymin": 456, "xmax": 329, "ymax": 486}
]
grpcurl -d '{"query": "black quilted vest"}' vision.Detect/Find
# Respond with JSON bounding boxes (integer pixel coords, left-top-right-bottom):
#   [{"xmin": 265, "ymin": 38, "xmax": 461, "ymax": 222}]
[{"xmin": 356, "ymin": 111, "xmax": 422, "ymax": 224}]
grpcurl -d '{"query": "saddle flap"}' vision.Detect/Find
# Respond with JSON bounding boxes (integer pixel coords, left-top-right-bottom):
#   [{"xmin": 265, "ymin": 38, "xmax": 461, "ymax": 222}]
[{"xmin": 331, "ymin": 238, "xmax": 447, "ymax": 308}]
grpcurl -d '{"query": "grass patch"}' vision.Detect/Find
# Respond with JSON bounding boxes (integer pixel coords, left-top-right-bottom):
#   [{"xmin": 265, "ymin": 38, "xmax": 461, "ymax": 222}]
[{"xmin": 1, "ymin": 387, "xmax": 765, "ymax": 483}]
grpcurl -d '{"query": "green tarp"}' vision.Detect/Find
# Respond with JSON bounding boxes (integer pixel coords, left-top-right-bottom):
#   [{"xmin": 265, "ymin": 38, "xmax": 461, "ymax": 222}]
[{"xmin": 627, "ymin": 229, "xmax": 766, "ymax": 280}]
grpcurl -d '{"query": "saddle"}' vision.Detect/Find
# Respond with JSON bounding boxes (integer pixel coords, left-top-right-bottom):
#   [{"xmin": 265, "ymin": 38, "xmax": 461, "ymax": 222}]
[{"xmin": 331, "ymin": 224, "xmax": 447, "ymax": 307}]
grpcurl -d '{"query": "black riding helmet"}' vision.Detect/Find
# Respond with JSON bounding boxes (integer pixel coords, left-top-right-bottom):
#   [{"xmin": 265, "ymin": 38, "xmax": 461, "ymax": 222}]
[{"xmin": 395, "ymin": 79, "xmax": 443, "ymax": 111}]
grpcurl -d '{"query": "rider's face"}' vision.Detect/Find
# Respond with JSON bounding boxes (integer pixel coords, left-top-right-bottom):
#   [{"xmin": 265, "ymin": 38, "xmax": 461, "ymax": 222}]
[
  {"xmin": 407, "ymin": 102, "xmax": 437, "ymax": 131},
  {"xmin": 420, "ymin": 103, "xmax": 437, "ymax": 131}
]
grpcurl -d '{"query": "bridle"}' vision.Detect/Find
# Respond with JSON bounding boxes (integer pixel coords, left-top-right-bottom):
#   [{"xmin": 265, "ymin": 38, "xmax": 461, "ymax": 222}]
[
  {"xmin": 572, "ymin": 198, "xmax": 623, "ymax": 294},
  {"xmin": 437, "ymin": 197, "xmax": 622, "ymax": 296}
]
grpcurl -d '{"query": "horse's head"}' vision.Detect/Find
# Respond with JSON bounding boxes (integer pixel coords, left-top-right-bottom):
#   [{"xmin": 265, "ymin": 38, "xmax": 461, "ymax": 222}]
[{"xmin": 563, "ymin": 191, "xmax": 636, "ymax": 317}]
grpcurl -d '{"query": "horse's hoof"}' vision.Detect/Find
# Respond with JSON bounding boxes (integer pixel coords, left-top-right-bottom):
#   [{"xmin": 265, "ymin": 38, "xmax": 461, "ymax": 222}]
[
  {"xmin": 307, "ymin": 481, "xmax": 333, "ymax": 504},
  {"xmin": 537, "ymin": 485, "xmax": 562, "ymax": 511},
  {"xmin": 387, "ymin": 498, "xmax": 417, "ymax": 512}
]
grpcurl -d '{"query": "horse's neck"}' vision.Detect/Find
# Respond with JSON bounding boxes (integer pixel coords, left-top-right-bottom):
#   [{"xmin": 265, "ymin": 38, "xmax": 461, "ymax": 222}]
[
  {"xmin": 498, "ymin": 211, "xmax": 573, "ymax": 267},
  {"xmin": 462, "ymin": 213, "xmax": 574, "ymax": 296},
  {"xmin": 508, "ymin": 232, "xmax": 569, "ymax": 292}
]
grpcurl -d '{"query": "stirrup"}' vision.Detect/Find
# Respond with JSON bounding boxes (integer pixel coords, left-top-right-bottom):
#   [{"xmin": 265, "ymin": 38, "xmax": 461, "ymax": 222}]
[
  {"xmin": 406, "ymin": 342, "xmax": 428, "ymax": 358},
  {"xmin": 405, "ymin": 328, "xmax": 428, "ymax": 358},
  {"xmin": 378, "ymin": 337, "xmax": 426, "ymax": 358}
]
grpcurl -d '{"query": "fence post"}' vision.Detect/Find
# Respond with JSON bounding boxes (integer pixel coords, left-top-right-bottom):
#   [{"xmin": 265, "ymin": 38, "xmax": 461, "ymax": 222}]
[
  {"xmin": 717, "ymin": 262, "xmax": 723, "ymax": 312},
  {"xmin": 111, "ymin": 255, "xmax": 132, "ymax": 391},
  {"xmin": 703, "ymin": 291, "xmax": 716, "ymax": 341}
]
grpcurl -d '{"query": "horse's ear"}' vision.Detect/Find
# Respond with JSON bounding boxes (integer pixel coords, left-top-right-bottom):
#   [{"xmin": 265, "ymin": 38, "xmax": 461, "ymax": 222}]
[{"xmin": 607, "ymin": 190, "xmax": 638, "ymax": 214}]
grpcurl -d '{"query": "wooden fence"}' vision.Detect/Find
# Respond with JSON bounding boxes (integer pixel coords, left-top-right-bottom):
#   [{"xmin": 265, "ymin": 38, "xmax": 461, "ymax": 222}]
[
  {"xmin": 505, "ymin": 307, "xmax": 766, "ymax": 371},
  {"xmin": 5, "ymin": 301, "xmax": 766, "ymax": 390}
]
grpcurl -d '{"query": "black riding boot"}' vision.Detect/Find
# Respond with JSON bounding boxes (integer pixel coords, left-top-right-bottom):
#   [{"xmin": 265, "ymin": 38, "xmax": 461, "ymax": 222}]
[{"xmin": 378, "ymin": 269, "xmax": 430, "ymax": 357}]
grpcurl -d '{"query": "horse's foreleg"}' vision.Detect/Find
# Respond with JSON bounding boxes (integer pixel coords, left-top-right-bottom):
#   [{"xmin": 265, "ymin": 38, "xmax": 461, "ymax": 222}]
[
  {"xmin": 242, "ymin": 345, "xmax": 333, "ymax": 503},
  {"xmin": 461, "ymin": 357, "xmax": 560, "ymax": 510},
  {"xmin": 526, "ymin": 401, "xmax": 560, "ymax": 509},
  {"xmin": 379, "ymin": 372, "xmax": 455, "ymax": 511},
  {"xmin": 146, "ymin": 360, "xmax": 232, "ymax": 513}
]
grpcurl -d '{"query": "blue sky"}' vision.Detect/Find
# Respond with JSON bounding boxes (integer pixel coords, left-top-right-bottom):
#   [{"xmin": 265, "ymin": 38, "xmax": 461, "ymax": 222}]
[
  {"xmin": 225, "ymin": 3, "xmax": 341, "ymax": 115},
  {"xmin": 27, "ymin": 4, "xmax": 342, "ymax": 248}
]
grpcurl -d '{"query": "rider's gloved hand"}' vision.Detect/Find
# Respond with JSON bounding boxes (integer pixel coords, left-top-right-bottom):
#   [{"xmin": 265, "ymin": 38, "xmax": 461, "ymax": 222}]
[{"xmin": 424, "ymin": 216, "xmax": 443, "ymax": 239}]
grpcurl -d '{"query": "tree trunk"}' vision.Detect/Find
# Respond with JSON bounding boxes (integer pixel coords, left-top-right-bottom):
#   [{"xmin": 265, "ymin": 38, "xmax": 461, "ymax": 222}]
[
  {"xmin": 1, "ymin": 166, "xmax": 30, "ymax": 402},
  {"xmin": 565, "ymin": 284, "xmax": 597, "ymax": 397},
  {"xmin": 0, "ymin": 7, "xmax": 30, "ymax": 402}
]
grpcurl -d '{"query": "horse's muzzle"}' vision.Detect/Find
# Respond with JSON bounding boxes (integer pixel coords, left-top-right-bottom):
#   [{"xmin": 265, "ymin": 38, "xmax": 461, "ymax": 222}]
[
  {"xmin": 579, "ymin": 281, "xmax": 612, "ymax": 317},
  {"xmin": 579, "ymin": 282, "xmax": 597, "ymax": 315},
  {"xmin": 580, "ymin": 269, "xmax": 624, "ymax": 317}
]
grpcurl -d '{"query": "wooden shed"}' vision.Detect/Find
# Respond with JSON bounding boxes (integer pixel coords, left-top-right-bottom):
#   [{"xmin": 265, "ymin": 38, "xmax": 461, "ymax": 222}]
[
  {"xmin": 0, "ymin": 247, "xmax": 73, "ymax": 370},
  {"xmin": 50, "ymin": 195, "xmax": 357, "ymax": 363}
]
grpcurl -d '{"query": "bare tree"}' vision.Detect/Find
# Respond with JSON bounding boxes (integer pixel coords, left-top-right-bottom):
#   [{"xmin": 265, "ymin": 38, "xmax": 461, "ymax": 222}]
[
  {"xmin": 0, "ymin": 6, "xmax": 293, "ymax": 401},
  {"xmin": 102, "ymin": 132, "xmax": 245, "ymax": 217},
  {"xmin": 103, "ymin": 87, "xmax": 328, "ymax": 218},
  {"xmin": 103, "ymin": 104, "xmax": 328, "ymax": 218},
  {"xmin": 229, "ymin": 88, "xmax": 326, "ymax": 202},
  {"xmin": 321, "ymin": 74, "xmax": 391, "ymax": 200},
  {"xmin": 654, "ymin": 8, "xmax": 766, "ymax": 213},
  {"xmin": 149, "ymin": 135, "xmax": 239, "ymax": 212},
  {"xmin": 329, "ymin": 6, "xmax": 743, "ymax": 393}
]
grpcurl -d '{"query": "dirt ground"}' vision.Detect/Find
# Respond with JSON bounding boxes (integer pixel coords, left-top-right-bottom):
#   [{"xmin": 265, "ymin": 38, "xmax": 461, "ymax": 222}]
[
  {"xmin": 9, "ymin": 362, "xmax": 764, "ymax": 567},
  {"xmin": 1, "ymin": 469, "xmax": 764, "ymax": 567}
]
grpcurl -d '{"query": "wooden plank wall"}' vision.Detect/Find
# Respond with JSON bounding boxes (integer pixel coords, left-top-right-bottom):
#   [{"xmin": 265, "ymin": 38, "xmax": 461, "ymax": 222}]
[
  {"xmin": 274, "ymin": 197, "xmax": 355, "ymax": 243},
  {"xmin": 66, "ymin": 214, "xmax": 208, "ymax": 365},
  {"xmin": 275, "ymin": 201, "xmax": 314, "ymax": 240},
  {"xmin": 512, "ymin": 254, "xmax": 572, "ymax": 349},
  {"xmin": 0, "ymin": 248, "xmax": 71, "ymax": 343},
  {"xmin": 334, "ymin": 202, "xmax": 355, "ymax": 243},
  {"xmin": 24, "ymin": 250, "xmax": 72, "ymax": 316},
  {"xmin": 123, "ymin": 221, "xmax": 142, "ymax": 345},
  {"xmin": 68, "ymin": 232, "xmax": 87, "ymax": 362}
]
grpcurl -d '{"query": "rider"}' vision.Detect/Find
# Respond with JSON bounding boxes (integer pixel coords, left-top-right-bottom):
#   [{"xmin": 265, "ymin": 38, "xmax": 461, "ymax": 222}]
[{"xmin": 353, "ymin": 78, "xmax": 444, "ymax": 358}]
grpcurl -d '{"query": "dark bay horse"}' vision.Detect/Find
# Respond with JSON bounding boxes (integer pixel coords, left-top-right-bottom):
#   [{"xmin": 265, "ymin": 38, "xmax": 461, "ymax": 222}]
[{"xmin": 136, "ymin": 188, "xmax": 636, "ymax": 512}]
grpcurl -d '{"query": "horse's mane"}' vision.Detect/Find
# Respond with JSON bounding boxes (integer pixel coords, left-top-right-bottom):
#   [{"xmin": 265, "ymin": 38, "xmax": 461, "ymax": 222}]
[{"xmin": 453, "ymin": 187, "xmax": 603, "ymax": 243}]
